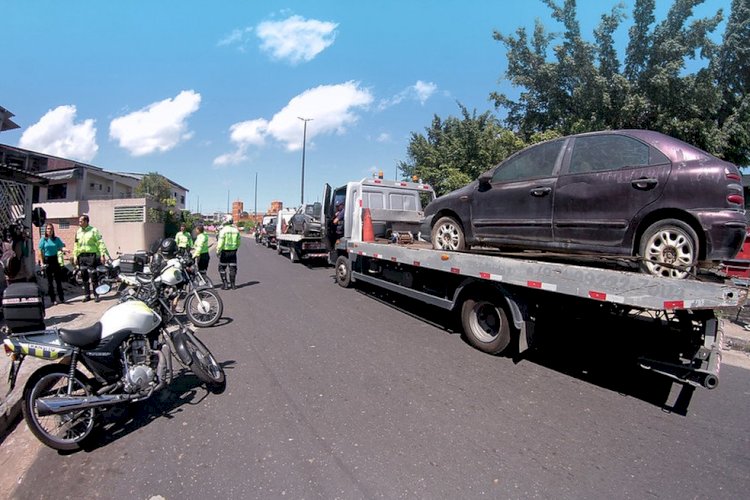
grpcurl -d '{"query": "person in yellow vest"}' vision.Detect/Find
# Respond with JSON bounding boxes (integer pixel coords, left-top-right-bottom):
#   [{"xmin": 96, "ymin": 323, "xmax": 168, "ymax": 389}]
[
  {"xmin": 216, "ymin": 215, "xmax": 241, "ymax": 290},
  {"xmin": 73, "ymin": 214, "xmax": 109, "ymax": 302},
  {"xmin": 192, "ymin": 224, "xmax": 210, "ymax": 277},
  {"xmin": 175, "ymin": 222, "xmax": 193, "ymax": 256}
]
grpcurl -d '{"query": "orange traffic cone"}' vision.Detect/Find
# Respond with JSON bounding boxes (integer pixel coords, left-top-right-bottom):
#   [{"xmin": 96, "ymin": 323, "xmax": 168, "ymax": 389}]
[{"xmin": 362, "ymin": 208, "xmax": 375, "ymax": 242}]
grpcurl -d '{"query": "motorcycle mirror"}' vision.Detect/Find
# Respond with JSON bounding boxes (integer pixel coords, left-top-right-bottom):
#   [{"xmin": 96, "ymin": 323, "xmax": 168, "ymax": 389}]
[
  {"xmin": 32, "ymin": 207, "xmax": 47, "ymax": 228},
  {"xmin": 95, "ymin": 284, "xmax": 111, "ymax": 296},
  {"xmin": 96, "ymin": 265, "xmax": 109, "ymax": 274}
]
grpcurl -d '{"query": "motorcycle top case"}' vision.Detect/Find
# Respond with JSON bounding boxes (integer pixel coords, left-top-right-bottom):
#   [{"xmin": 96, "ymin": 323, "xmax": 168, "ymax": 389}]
[
  {"xmin": 2, "ymin": 282, "xmax": 46, "ymax": 333},
  {"xmin": 120, "ymin": 253, "xmax": 147, "ymax": 273}
]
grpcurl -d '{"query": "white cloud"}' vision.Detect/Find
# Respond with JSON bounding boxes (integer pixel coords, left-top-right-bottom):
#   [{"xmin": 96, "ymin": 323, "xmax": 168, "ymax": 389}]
[
  {"xmin": 217, "ymin": 27, "xmax": 254, "ymax": 52},
  {"xmin": 109, "ymin": 90, "xmax": 201, "ymax": 156},
  {"xmin": 18, "ymin": 105, "xmax": 98, "ymax": 162},
  {"xmin": 256, "ymin": 15, "xmax": 338, "ymax": 64},
  {"xmin": 376, "ymin": 132, "xmax": 391, "ymax": 143},
  {"xmin": 213, "ymin": 81, "xmax": 372, "ymax": 165},
  {"xmin": 378, "ymin": 80, "xmax": 438, "ymax": 110}
]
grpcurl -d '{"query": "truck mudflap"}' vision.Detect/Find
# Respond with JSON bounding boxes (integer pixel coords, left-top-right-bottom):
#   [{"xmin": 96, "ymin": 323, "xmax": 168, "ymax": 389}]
[{"xmin": 638, "ymin": 313, "xmax": 722, "ymax": 389}]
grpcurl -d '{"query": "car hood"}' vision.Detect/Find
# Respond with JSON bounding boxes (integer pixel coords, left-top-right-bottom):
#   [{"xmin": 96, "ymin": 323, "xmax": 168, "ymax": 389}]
[{"xmin": 425, "ymin": 181, "xmax": 478, "ymax": 215}]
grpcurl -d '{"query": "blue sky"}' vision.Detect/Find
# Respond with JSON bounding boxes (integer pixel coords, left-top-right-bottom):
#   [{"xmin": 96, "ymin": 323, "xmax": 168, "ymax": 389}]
[{"xmin": 1, "ymin": 0, "xmax": 731, "ymax": 215}]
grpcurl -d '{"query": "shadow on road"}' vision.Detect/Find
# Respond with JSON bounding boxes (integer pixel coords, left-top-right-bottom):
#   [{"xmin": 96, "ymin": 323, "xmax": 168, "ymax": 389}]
[
  {"xmin": 354, "ymin": 283, "xmax": 695, "ymax": 414},
  {"xmin": 65, "ymin": 360, "xmax": 236, "ymax": 454}
]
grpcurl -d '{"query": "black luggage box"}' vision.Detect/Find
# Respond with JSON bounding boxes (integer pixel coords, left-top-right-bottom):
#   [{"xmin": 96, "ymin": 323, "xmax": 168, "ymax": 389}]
[
  {"xmin": 120, "ymin": 253, "xmax": 146, "ymax": 273},
  {"xmin": 2, "ymin": 282, "xmax": 45, "ymax": 333}
]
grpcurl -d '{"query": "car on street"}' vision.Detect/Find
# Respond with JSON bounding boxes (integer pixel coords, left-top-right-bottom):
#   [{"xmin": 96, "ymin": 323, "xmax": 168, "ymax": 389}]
[
  {"xmin": 421, "ymin": 129, "xmax": 747, "ymax": 279},
  {"xmin": 288, "ymin": 202, "xmax": 323, "ymax": 236}
]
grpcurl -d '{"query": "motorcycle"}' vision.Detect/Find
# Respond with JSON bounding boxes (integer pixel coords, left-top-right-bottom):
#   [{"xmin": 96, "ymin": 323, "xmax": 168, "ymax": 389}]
[
  {"xmin": 122, "ymin": 252, "xmax": 223, "ymax": 328},
  {"xmin": 1, "ymin": 282, "xmax": 225, "ymax": 451}
]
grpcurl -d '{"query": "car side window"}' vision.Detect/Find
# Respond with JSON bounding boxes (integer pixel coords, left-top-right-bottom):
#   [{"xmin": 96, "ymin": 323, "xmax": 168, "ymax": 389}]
[
  {"xmin": 492, "ymin": 140, "xmax": 562, "ymax": 183},
  {"xmin": 569, "ymin": 135, "xmax": 650, "ymax": 174}
]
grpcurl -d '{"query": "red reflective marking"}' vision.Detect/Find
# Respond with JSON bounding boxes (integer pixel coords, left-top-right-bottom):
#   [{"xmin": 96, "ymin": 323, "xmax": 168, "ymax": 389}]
[
  {"xmin": 373, "ymin": 253, "xmax": 380, "ymax": 258},
  {"xmin": 373, "ymin": 179, "xmax": 382, "ymax": 184},
  {"xmin": 358, "ymin": 199, "xmax": 362, "ymax": 207},
  {"xmin": 450, "ymin": 267, "xmax": 460, "ymax": 274},
  {"xmin": 400, "ymin": 182, "xmax": 407, "ymax": 186},
  {"xmin": 528, "ymin": 281, "xmax": 542, "ymax": 288},
  {"xmin": 357, "ymin": 251, "xmax": 364, "ymax": 256},
  {"xmin": 589, "ymin": 291, "xmax": 607, "ymax": 300},
  {"xmin": 391, "ymin": 257, "xmax": 397, "ymax": 262},
  {"xmin": 664, "ymin": 300, "xmax": 684, "ymax": 310},
  {"xmin": 479, "ymin": 272, "xmax": 490, "ymax": 279},
  {"xmin": 413, "ymin": 261, "xmax": 421, "ymax": 266}
]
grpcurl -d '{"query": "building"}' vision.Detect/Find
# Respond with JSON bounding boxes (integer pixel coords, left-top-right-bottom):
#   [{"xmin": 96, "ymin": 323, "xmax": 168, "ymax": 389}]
[{"xmin": 0, "ymin": 144, "xmax": 188, "ymax": 255}]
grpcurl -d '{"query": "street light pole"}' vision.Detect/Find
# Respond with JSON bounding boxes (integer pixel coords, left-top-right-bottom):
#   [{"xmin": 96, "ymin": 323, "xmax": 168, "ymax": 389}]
[
  {"xmin": 298, "ymin": 117, "xmax": 313, "ymax": 205},
  {"xmin": 254, "ymin": 172, "xmax": 258, "ymax": 224}
]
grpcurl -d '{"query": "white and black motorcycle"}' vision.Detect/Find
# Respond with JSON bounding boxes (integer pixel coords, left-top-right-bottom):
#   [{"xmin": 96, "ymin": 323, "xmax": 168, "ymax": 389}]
[{"xmin": 1, "ymin": 281, "xmax": 225, "ymax": 451}]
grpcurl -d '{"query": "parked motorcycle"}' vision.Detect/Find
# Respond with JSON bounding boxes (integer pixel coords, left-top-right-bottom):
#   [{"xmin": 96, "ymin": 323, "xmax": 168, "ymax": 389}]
[
  {"xmin": 122, "ymin": 251, "xmax": 223, "ymax": 328},
  {"xmin": 1, "ymin": 282, "xmax": 225, "ymax": 451}
]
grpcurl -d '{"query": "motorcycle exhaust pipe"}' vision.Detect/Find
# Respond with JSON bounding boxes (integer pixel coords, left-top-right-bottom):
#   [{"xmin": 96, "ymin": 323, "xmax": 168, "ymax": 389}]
[{"xmin": 36, "ymin": 393, "xmax": 134, "ymax": 416}]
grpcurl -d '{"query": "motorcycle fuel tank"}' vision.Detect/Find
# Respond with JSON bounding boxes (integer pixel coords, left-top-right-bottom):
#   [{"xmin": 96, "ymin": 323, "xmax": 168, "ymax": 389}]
[{"xmin": 99, "ymin": 300, "xmax": 161, "ymax": 338}]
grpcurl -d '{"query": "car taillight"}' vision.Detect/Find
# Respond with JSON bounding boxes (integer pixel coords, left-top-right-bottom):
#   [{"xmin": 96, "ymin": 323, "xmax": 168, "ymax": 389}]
[
  {"xmin": 727, "ymin": 194, "xmax": 744, "ymax": 205},
  {"xmin": 725, "ymin": 168, "xmax": 741, "ymax": 182}
]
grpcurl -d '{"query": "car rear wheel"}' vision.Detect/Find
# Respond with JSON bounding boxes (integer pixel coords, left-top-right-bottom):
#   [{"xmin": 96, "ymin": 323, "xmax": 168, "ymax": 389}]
[
  {"xmin": 431, "ymin": 216, "xmax": 466, "ymax": 251},
  {"xmin": 639, "ymin": 219, "xmax": 698, "ymax": 279}
]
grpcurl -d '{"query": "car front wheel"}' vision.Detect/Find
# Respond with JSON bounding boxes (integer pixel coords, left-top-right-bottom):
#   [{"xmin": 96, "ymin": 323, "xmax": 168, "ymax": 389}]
[
  {"xmin": 431, "ymin": 216, "xmax": 466, "ymax": 251},
  {"xmin": 639, "ymin": 219, "xmax": 698, "ymax": 279}
]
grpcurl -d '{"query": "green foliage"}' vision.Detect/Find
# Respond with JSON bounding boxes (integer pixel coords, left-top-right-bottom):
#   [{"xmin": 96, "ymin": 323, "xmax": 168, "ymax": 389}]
[
  {"xmin": 491, "ymin": 0, "xmax": 750, "ymax": 166},
  {"xmin": 398, "ymin": 104, "xmax": 527, "ymax": 196},
  {"xmin": 135, "ymin": 172, "xmax": 173, "ymax": 204}
]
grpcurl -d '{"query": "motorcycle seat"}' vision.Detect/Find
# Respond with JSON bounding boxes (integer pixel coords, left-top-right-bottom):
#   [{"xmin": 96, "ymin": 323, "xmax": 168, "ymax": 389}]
[{"xmin": 59, "ymin": 322, "xmax": 103, "ymax": 350}]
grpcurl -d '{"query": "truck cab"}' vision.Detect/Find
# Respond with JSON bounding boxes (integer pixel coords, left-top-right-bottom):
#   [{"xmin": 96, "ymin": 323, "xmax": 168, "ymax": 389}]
[{"xmin": 324, "ymin": 175, "xmax": 435, "ymax": 261}]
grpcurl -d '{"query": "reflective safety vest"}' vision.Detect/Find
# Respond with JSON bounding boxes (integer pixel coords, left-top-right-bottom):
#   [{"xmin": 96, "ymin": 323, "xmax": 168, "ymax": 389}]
[
  {"xmin": 73, "ymin": 226, "xmax": 108, "ymax": 259},
  {"xmin": 175, "ymin": 230, "xmax": 193, "ymax": 249},
  {"xmin": 217, "ymin": 225, "xmax": 241, "ymax": 252},
  {"xmin": 193, "ymin": 233, "xmax": 209, "ymax": 257}
]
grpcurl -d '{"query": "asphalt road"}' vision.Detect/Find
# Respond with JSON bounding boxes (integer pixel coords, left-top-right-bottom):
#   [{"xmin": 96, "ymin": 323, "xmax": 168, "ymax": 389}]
[{"xmin": 9, "ymin": 239, "xmax": 750, "ymax": 499}]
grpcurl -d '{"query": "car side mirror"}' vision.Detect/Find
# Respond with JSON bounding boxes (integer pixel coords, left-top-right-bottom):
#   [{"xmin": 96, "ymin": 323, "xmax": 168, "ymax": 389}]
[{"xmin": 478, "ymin": 172, "xmax": 492, "ymax": 186}]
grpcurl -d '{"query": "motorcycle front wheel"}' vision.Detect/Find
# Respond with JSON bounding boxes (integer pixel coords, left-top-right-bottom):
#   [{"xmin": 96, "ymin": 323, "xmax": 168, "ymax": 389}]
[
  {"xmin": 184, "ymin": 333, "xmax": 226, "ymax": 390},
  {"xmin": 22, "ymin": 365, "xmax": 97, "ymax": 451},
  {"xmin": 185, "ymin": 289, "xmax": 223, "ymax": 327}
]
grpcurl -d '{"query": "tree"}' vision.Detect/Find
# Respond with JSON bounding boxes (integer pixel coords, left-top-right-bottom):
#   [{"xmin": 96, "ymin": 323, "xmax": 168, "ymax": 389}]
[
  {"xmin": 398, "ymin": 104, "xmax": 526, "ymax": 196},
  {"xmin": 135, "ymin": 172, "xmax": 172, "ymax": 203},
  {"xmin": 491, "ymin": 0, "xmax": 750, "ymax": 166}
]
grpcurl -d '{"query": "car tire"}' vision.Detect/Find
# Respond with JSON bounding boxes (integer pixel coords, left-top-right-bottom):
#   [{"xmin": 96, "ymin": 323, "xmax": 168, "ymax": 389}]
[
  {"xmin": 638, "ymin": 219, "xmax": 698, "ymax": 279},
  {"xmin": 431, "ymin": 216, "xmax": 466, "ymax": 251}
]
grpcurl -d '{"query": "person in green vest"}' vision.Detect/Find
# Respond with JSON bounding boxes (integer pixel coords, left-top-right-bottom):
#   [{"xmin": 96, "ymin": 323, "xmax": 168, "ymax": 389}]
[
  {"xmin": 216, "ymin": 215, "xmax": 241, "ymax": 290},
  {"xmin": 73, "ymin": 214, "xmax": 109, "ymax": 302},
  {"xmin": 174, "ymin": 222, "xmax": 193, "ymax": 255},
  {"xmin": 192, "ymin": 224, "xmax": 210, "ymax": 277}
]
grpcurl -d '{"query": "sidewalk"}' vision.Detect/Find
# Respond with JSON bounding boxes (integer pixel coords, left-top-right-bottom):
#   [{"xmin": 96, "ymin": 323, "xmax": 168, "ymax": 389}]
[{"xmin": 0, "ymin": 287, "xmax": 114, "ymax": 439}]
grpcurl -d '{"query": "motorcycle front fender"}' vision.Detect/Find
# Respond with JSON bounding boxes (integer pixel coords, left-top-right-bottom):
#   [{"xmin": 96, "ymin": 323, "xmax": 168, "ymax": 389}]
[{"xmin": 170, "ymin": 329, "xmax": 193, "ymax": 365}]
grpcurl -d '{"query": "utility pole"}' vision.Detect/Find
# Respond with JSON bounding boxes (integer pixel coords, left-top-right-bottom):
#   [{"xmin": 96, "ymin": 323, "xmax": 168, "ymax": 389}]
[
  {"xmin": 254, "ymin": 172, "xmax": 258, "ymax": 224},
  {"xmin": 226, "ymin": 189, "xmax": 230, "ymax": 215},
  {"xmin": 298, "ymin": 117, "xmax": 313, "ymax": 205}
]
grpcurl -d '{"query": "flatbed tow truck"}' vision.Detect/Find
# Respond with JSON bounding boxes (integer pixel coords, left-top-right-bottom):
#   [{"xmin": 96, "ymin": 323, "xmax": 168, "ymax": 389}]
[
  {"xmin": 275, "ymin": 208, "xmax": 329, "ymax": 263},
  {"xmin": 323, "ymin": 176, "xmax": 746, "ymax": 390}
]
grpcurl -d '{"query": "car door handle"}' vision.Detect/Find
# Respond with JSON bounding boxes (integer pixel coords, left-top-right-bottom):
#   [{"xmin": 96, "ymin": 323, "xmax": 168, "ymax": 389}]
[
  {"xmin": 530, "ymin": 187, "xmax": 552, "ymax": 197},
  {"xmin": 632, "ymin": 178, "xmax": 658, "ymax": 190}
]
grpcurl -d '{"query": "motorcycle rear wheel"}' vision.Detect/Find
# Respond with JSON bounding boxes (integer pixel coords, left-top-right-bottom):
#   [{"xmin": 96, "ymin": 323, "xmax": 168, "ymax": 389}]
[
  {"xmin": 185, "ymin": 289, "xmax": 223, "ymax": 327},
  {"xmin": 184, "ymin": 333, "xmax": 226, "ymax": 390},
  {"xmin": 22, "ymin": 365, "xmax": 97, "ymax": 451}
]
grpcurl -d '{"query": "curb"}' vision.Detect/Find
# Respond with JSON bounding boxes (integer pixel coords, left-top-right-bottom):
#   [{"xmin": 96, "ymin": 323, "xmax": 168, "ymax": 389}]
[{"xmin": 0, "ymin": 290, "xmax": 112, "ymax": 440}]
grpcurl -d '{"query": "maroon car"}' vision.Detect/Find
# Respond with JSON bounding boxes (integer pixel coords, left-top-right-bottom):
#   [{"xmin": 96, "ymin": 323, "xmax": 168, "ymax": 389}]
[{"xmin": 422, "ymin": 130, "xmax": 747, "ymax": 279}]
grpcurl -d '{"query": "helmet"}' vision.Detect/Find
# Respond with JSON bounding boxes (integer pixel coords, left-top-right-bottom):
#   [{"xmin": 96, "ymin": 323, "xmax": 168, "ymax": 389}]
[
  {"xmin": 159, "ymin": 237, "xmax": 178, "ymax": 257},
  {"xmin": 224, "ymin": 214, "xmax": 233, "ymax": 224}
]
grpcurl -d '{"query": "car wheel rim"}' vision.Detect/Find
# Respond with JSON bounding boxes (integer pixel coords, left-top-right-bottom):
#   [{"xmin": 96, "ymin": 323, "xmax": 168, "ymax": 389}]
[
  {"xmin": 436, "ymin": 222, "xmax": 460, "ymax": 250},
  {"xmin": 644, "ymin": 228, "xmax": 693, "ymax": 279}
]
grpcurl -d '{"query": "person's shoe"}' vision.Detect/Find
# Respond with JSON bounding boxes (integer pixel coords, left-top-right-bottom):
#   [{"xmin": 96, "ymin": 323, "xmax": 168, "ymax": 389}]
[
  {"xmin": 94, "ymin": 295, "xmax": 101, "ymax": 303},
  {"xmin": 221, "ymin": 283, "xmax": 228, "ymax": 290},
  {"xmin": 230, "ymin": 283, "xmax": 236, "ymax": 290},
  {"xmin": 82, "ymin": 296, "xmax": 91, "ymax": 303}
]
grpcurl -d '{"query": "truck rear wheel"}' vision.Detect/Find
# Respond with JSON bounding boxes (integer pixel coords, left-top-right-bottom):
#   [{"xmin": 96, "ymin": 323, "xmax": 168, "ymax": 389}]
[
  {"xmin": 276, "ymin": 243, "xmax": 282, "ymax": 255},
  {"xmin": 335, "ymin": 255, "xmax": 352, "ymax": 288},
  {"xmin": 461, "ymin": 296, "xmax": 512, "ymax": 354},
  {"xmin": 290, "ymin": 247, "xmax": 300, "ymax": 263}
]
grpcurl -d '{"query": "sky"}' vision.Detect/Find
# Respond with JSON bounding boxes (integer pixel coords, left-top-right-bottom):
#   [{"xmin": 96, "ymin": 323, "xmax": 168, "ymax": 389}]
[{"xmin": 0, "ymin": 0, "xmax": 732, "ymax": 215}]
